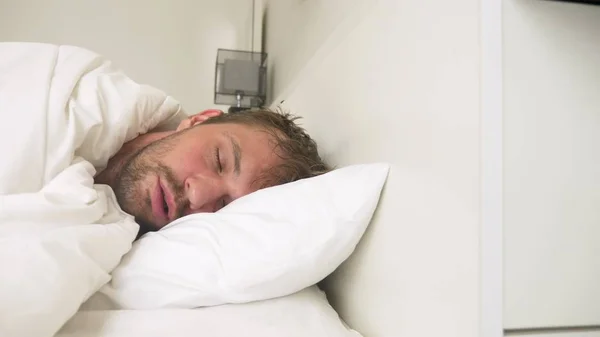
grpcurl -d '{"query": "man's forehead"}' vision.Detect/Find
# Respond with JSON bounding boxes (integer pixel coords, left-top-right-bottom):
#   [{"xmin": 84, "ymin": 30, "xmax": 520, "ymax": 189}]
[
  {"xmin": 216, "ymin": 123, "xmax": 280, "ymax": 145},
  {"xmin": 194, "ymin": 123, "xmax": 282, "ymax": 162}
]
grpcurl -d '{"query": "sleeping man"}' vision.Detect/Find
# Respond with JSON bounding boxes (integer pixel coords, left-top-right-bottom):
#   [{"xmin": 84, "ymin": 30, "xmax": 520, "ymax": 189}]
[
  {"xmin": 0, "ymin": 42, "xmax": 327, "ymax": 235},
  {"xmin": 0, "ymin": 42, "xmax": 329, "ymax": 336},
  {"xmin": 94, "ymin": 107, "xmax": 329, "ymax": 236}
]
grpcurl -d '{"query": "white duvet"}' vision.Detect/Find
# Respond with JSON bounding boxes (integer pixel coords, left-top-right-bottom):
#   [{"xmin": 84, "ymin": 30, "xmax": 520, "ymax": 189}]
[{"xmin": 0, "ymin": 42, "xmax": 186, "ymax": 337}]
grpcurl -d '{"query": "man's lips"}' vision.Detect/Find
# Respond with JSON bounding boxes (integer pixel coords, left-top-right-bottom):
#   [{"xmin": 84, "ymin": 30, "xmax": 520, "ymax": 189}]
[
  {"xmin": 160, "ymin": 178, "xmax": 176, "ymax": 222},
  {"xmin": 151, "ymin": 177, "xmax": 169, "ymax": 226}
]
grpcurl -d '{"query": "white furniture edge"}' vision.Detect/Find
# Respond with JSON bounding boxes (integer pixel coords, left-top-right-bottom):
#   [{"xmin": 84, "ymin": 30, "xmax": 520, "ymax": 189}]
[{"xmin": 480, "ymin": 0, "xmax": 503, "ymax": 336}]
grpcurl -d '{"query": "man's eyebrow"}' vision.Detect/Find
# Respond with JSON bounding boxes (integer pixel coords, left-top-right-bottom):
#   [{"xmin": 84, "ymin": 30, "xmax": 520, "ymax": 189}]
[{"xmin": 224, "ymin": 132, "xmax": 242, "ymax": 176}]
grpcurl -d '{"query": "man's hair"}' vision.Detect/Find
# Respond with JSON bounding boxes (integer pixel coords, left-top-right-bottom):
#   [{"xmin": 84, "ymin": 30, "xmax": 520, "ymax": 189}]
[{"xmin": 200, "ymin": 107, "xmax": 330, "ymax": 187}]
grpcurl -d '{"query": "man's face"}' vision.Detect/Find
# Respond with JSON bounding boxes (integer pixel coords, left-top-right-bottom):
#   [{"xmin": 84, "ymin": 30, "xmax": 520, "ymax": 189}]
[{"xmin": 113, "ymin": 121, "xmax": 280, "ymax": 233}]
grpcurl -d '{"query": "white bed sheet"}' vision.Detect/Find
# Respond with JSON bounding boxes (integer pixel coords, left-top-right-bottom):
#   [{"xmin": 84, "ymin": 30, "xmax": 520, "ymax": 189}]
[{"xmin": 58, "ymin": 287, "xmax": 361, "ymax": 337}]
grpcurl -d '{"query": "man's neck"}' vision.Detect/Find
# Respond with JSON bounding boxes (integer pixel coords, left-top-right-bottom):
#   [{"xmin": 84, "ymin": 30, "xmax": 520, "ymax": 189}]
[{"xmin": 94, "ymin": 131, "xmax": 173, "ymax": 187}]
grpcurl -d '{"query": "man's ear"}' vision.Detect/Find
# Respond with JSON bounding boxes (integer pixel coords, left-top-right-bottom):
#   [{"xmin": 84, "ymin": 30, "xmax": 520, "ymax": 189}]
[{"xmin": 176, "ymin": 109, "xmax": 223, "ymax": 131}]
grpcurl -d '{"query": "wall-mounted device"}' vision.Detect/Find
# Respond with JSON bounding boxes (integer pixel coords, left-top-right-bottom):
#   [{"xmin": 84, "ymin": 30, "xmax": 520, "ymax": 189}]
[{"xmin": 214, "ymin": 49, "xmax": 267, "ymax": 113}]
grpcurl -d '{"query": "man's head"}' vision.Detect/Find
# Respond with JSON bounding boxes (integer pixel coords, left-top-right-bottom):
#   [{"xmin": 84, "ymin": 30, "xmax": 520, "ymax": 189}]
[{"xmin": 100, "ymin": 108, "xmax": 328, "ymax": 234}]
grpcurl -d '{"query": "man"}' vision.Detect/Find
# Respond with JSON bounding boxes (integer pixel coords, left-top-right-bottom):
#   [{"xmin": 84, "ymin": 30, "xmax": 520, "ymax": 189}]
[
  {"xmin": 95, "ymin": 107, "xmax": 328, "ymax": 235},
  {"xmin": 0, "ymin": 43, "xmax": 328, "ymax": 336}
]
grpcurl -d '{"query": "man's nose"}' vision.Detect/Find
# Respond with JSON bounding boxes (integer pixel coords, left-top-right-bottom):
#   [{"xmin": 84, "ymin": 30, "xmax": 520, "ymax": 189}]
[{"xmin": 184, "ymin": 175, "xmax": 222, "ymax": 213}]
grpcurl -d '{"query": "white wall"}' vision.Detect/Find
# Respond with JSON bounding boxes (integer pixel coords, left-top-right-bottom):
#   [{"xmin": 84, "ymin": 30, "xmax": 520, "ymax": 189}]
[
  {"xmin": 264, "ymin": 0, "xmax": 374, "ymax": 104},
  {"xmin": 0, "ymin": 0, "xmax": 255, "ymax": 112},
  {"xmin": 503, "ymin": 0, "xmax": 600, "ymax": 330},
  {"xmin": 267, "ymin": 1, "xmax": 481, "ymax": 336}
]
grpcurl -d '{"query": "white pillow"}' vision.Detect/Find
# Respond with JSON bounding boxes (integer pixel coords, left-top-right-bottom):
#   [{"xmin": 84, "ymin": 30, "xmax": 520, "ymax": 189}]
[
  {"xmin": 60, "ymin": 286, "xmax": 362, "ymax": 337},
  {"xmin": 89, "ymin": 163, "xmax": 389, "ymax": 309}
]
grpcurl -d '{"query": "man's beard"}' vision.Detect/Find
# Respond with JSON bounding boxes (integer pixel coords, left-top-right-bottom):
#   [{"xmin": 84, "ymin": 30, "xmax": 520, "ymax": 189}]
[{"xmin": 113, "ymin": 135, "xmax": 186, "ymax": 237}]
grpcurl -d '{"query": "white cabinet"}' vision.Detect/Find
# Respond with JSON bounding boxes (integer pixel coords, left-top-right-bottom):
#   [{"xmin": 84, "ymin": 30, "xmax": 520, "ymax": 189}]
[{"xmin": 503, "ymin": 0, "xmax": 600, "ymax": 330}]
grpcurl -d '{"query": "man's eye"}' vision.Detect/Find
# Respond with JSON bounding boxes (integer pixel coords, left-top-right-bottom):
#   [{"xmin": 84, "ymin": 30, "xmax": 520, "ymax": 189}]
[{"xmin": 215, "ymin": 147, "xmax": 223, "ymax": 173}]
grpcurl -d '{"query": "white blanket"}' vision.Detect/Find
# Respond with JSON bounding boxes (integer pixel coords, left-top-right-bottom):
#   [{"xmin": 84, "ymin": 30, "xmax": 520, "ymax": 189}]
[{"xmin": 0, "ymin": 42, "xmax": 186, "ymax": 337}]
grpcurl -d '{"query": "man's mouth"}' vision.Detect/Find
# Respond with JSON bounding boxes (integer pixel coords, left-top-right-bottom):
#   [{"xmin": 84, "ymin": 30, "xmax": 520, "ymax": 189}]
[
  {"xmin": 162, "ymin": 193, "xmax": 169, "ymax": 218},
  {"xmin": 160, "ymin": 179, "xmax": 176, "ymax": 222},
  {"xmin": 152, "ymin": 177, "xmax": 170, "ymax": 226}
]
